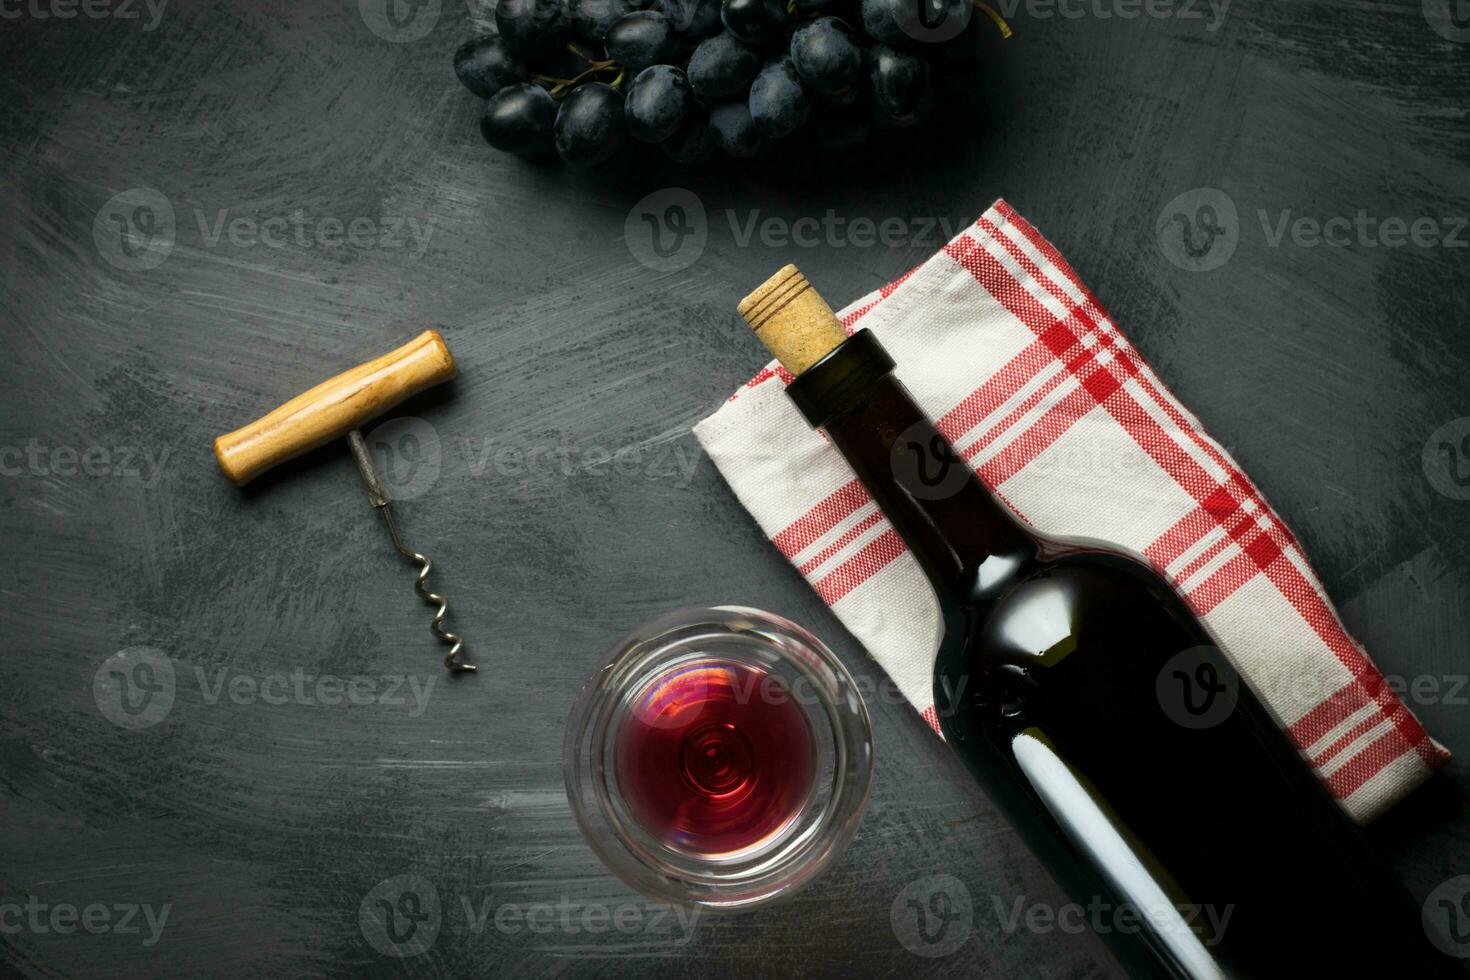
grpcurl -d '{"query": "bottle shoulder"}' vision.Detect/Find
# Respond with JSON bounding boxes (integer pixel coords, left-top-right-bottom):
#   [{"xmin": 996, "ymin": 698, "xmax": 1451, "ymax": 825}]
[
  {"xmin": 946, "ymin": 536, "xmax": 1166, "ymax": 612},
  {"xmin": 937, "ymin": 539, "xmax": 1202, "ymax": 672}
]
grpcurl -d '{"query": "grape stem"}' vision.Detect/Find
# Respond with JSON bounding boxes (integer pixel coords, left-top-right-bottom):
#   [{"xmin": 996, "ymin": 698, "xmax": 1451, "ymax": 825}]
[
  {"xmin": 538, "ymin": 59, "xmax": 620, "ymax": 99},
  {"xmin": 972, "ymin": 0, "xmax": 1014, "ymax": 38}
]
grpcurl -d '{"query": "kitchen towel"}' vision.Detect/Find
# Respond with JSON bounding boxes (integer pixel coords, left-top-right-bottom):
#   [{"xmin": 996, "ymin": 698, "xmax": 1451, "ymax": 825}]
[{"xmin": 693, "ymin": 199, "xmax": 1448, "ymax": 823}]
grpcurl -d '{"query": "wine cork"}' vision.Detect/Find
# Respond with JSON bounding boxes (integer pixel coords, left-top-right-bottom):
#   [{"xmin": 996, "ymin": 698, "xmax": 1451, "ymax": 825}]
[{"xmin": 737, "ymin": 264, "xmax": 848, "ymax": 375}]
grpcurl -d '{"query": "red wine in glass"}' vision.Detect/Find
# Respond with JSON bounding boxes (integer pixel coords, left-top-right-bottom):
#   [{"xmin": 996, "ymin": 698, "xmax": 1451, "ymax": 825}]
[
  {"xmin": 615, "ymin": 659, "xmax": 817, "ymax": 857},
  {"xmin": 564, "ymin": 606, "xmax": 874, "ymax": 909}
]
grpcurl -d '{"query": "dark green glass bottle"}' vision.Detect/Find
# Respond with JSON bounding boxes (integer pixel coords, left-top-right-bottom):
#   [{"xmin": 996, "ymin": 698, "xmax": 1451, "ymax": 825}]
[{"xmin": 741, "ymin": 268, "xmax": 1457, "ymax": 979}]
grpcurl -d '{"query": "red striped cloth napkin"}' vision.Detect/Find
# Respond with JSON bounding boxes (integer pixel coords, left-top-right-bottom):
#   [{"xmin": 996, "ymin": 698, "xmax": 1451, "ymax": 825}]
[{"xmin": 694, "ymin": 199, "xmax": 1448, "ymax": 823}]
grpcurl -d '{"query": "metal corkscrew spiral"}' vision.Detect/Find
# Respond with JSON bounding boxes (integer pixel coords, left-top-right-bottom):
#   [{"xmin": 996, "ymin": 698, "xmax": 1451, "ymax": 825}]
[{"xmin": 349, "ymin": 430, "xmax": 476, "ymax": 673}]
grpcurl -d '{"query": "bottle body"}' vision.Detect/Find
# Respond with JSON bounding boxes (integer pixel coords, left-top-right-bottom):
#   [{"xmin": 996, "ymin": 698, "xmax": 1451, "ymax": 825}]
[{"xmin": 788, "ymin": 330, "xmax": 1453, "ymax": 979}]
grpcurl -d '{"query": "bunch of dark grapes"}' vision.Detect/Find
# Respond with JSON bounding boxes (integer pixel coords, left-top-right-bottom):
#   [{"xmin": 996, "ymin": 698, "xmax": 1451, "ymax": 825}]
[{"xmin": 454, "ymin": 0, "xmax": 1004, "ymax": 167}]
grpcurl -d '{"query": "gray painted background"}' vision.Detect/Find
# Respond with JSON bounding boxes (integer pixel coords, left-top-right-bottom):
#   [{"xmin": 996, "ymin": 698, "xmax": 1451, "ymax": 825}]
[{"xmin": 3, "ymin": 0, "xmax": 1470, "ymax": 976}]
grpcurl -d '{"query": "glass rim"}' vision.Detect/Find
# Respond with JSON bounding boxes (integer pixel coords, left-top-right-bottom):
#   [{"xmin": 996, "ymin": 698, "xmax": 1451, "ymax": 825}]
[{"xmin": 563, "ymin": 605, "xmax": 875, "ymax": 911}]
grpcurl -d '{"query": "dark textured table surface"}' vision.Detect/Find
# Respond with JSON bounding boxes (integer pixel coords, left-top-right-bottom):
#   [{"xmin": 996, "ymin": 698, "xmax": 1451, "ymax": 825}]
[{"xmin": 4, "ymin": 0, "xmax": 1470, "ymax": 976}]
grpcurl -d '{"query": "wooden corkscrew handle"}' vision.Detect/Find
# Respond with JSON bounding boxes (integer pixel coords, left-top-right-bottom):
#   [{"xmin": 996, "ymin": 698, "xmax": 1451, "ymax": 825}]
[{"xmin": 214, "ymin": 330, "xmax": 457, "ymax": 486}]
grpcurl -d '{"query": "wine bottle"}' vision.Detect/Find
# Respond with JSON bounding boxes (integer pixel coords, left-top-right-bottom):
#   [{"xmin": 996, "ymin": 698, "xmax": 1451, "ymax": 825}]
[{"xmin": 736, "ymin": 266, "xmax": 1457, "ymax": 979}]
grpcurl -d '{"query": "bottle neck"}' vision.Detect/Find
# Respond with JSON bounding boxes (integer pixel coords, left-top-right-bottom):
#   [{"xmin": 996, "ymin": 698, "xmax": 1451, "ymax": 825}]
[{"xmin": 787, "ymin": 331, "xmax": 1037, "ymax": 600}]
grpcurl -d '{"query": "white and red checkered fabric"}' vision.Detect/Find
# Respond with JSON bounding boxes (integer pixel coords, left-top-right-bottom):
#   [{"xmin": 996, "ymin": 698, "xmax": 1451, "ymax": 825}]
[{"xmin": 694, "ymin": 199, "xmax": 1448, "ymax": 823}]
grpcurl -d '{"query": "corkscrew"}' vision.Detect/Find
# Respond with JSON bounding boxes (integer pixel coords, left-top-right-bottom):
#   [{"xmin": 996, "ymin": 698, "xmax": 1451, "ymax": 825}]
[{"xmin": 213, "ymin": 330, "xmax": 476, "ymax": 674}]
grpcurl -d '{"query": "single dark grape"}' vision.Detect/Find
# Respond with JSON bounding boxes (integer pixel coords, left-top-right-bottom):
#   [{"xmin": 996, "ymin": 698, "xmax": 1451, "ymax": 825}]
[
  {"xmin": 684, "ymin": 0, "xmax": 724, "ymax": 40},
  {"xmin": 720, "ymin": 0, "xmax": 788, "ymax": 47},
  {"xmin": 642, "ymin": 0, "xmax": 696, "ymax": 31},
  {"xmin": 650, "ymin": 0, "xmax": 720, "ymax": 37},
  {"xmin": 454, "ymin": 35, "xmax": 528, "ymax": 99},
  {"xmin": 868, "ymin": 43, "xmax": 932, "ymax": 126},
  {"xmin": 748, "ymin": 57, "xmax": 812, "ymax": 138},
  {"xmin": 568, "ymin": 0, "xmax": 642, "ymax": 43},
  {"xmin": 709, "ymin": 101, "xmax": 763, "ymax": 157},
  {"xmin": 859, "ymin": 0, "xmax": 904, "ymax": 45},
  {"xmin": 625, "ymin": 64, "xmax": 694, "ymax": 142},
  {"xmin": 661, "ymin": 108, "xmax": 713, "ymax": 162},
  {"xmin": 605, "ymin": 11, "xmax": 681, "ymax": 75},
  {"xmin": 921, "ymin": 0, "xmax": 973, "ymax": 42},
  {"xmin": 645, "ymin": 0, "xmax": 686, "ymax": 28},
  {"xmin": 480, "ymin": 82, "xmax": 558, "ymax": 156},
  {"xmin": 554, "ymin": 81, "xmax": 630, "ymax": 166},
  {"xmin": 496, "ymin": 0, "xmax": 570, "ymax": 57},
  {"xmin": 789, "ymin": 17, "xmax": 863, "ymax": 102},
  {"xmin": 861, "ymin": 0, "xmax": 970, "ymax": 45},
  {"xmin": 687, "ymin": 32, "xmax": 761, "ymax": 98}
]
